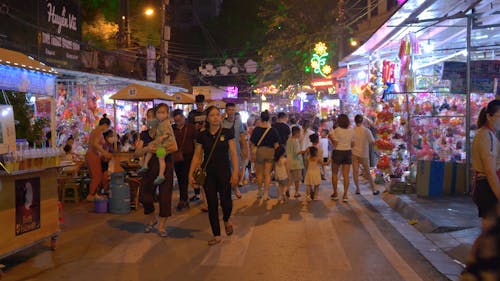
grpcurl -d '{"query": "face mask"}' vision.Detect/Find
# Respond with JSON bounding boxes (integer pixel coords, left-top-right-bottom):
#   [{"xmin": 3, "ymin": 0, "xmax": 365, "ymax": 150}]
[{"xmin": 147, "ymin": 119, "xmax": 159, "ymax": 129}]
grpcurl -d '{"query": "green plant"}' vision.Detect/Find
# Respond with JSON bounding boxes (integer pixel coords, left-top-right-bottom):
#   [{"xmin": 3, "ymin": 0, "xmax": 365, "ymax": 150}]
[{"xmin": 0, "ymin": 91, "xmax": 50, "ymax": 147}]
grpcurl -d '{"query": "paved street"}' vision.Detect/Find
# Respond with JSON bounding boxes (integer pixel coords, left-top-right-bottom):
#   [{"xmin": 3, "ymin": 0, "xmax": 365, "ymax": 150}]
[{"xmin": 2, "ymin": 180, "xmax": 450, "ymax": 281}]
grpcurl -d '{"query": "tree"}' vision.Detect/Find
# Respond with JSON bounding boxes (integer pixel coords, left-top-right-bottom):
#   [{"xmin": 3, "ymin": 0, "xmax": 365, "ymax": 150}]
[
  {"xmin": 82, "ymin": 12, "xmax": 119, "ymax": 49},
  {"xmin": 257, "ymin": 0, "xmax": 343, "ymax": 86}
]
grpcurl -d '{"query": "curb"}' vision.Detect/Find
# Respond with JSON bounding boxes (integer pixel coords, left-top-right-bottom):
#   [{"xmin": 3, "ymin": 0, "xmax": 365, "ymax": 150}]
[{"xmin": 361, "ymin": 192, "xmax": 465, "ymax": 281}]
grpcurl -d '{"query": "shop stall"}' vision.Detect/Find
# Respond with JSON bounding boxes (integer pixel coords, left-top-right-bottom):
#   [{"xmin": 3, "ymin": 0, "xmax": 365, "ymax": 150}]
[
  {"xmin": 0, "ymin": 48, "xmax": 67, "ymax": 259},
  {"xmin": 339, "ymin": 0, "xmax": 500, "ymax": 195}
]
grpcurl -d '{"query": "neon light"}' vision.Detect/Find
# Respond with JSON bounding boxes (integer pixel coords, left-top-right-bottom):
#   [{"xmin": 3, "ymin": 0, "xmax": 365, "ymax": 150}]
[
  {"xmin": 0, "ymin": 64, "xmax": 56, "ymax": 95},
  {"xmin": 311, "ymin": 79, "xmax": 333, "ymax": 87},
  {"xmin": 310, "ymin": 42, "xmax": 332, "ymax": 78}
]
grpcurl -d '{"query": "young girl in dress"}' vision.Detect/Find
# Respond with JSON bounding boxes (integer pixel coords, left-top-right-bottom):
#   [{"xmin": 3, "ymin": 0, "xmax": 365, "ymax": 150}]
[
  {"xmin": 304, "ymin": 146, "xmax": 322, "ymax": 202},
  {"xmin": 274, "ymin": 146, "xmax": 289, "ymax": 203}
]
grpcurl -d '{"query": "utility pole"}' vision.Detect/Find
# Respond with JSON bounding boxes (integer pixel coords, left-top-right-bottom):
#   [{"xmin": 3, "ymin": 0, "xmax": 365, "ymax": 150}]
[{"xmin": 160, "ymin": 0, "xmax": 170, "ymax": 84}]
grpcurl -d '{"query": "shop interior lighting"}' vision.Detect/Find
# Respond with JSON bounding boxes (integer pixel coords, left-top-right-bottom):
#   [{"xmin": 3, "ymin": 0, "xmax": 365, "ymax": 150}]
[
  {"xmin": 357, "ymin": 71, "xmax": 367, "ymax": 80},
  {"xmin": 414, "ymin": 49, "xmax": 467, "ymax": 70}
]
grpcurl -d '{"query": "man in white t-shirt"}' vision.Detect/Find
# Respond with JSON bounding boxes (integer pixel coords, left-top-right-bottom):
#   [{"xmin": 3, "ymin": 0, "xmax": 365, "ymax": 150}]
[{"xmin": 352, "ymin": 114, "xmax": 380, "ymax": 195}]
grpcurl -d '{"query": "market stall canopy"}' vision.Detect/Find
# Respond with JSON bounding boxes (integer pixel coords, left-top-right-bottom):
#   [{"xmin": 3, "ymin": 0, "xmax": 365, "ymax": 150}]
[
  {"xmin": 207, "ymin": 100, "xmax": 226, "ymax": 109},
  {"xmin": 53, "ymin": 68, "xmax": 187, "ymax": 94},
  {"xmin": 109, "ymin": 84, "xmax": 176, "ymax": 101},
  {"xmin": 340, "ymin": 0, "xmax": 500, "ymax": 67},
  {"xmin": 173, "ymin": 92, "xmax": 195, "ymax": 104},
  {"xmin": 0, "ymin": 48, "xmax": 57, "ymax": 73}
]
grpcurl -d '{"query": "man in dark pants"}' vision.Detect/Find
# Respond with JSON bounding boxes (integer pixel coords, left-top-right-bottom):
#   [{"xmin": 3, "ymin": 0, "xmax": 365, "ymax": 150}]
[
  {"xmin": 187, "ymin": 94, "xmax": 206, "ymax": 201},
  {"xmin": 172, "ymin": 109, "xmax": 197, "ymax": 210}
]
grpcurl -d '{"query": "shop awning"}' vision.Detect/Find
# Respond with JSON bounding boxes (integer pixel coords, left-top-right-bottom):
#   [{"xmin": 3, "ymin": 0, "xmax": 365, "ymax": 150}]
[
  {"xmin": 54, "ymin": 68, "xmax": 187, "ymax": 94},
  {"xmin": 173, "ymin": 92, "xmax": 195, "ymax": 104},
  {"xmin": 340, "ymin": 0, "xmax": 499, "ymax": 66},
  {"xmin": 0, "ymin": 47, "xmax": 57, "ymax": 73},
  {"xmin": 332, "ymin": 67, "xmax": 347, "ymax": 79},
  {"xmin": 109, "ymin": 84, "xmax": 176, "ymax": 101}
]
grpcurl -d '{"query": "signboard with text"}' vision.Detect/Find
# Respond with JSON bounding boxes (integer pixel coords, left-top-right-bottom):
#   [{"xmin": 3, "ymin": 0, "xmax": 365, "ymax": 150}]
[
  {"xmin": 0, "ymin": 0, "xmax": 81, "ymax": 69},
  {"xmin": 39, "ymin": 0, "xmax": 81, "ymax": 68}
]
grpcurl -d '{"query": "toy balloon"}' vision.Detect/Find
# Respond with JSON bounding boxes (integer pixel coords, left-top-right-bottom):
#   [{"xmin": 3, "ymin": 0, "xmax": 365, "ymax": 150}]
[{"xmin": 156, "ymin": 147, "xmax": 167, "ymax": 158}]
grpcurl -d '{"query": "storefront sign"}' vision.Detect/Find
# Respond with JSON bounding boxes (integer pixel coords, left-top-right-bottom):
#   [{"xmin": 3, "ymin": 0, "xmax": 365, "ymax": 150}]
[
  {"xmin": 0, "ymin": 0, "xmax": 81, "ymax": 69},
  {"xmin": 312, "ymin": 79, "xmax": 334, "ymax": 88},
  {"xmin": 0, "ymin": 65, "xmax": 56, "ymax": 95},
  {"xmin": 15, "ymin": 178, "xmax": 41, "ymax": 236},
  {"xmin": 40, "ymin": 0, "xmax": 81, "ymax": 68}
]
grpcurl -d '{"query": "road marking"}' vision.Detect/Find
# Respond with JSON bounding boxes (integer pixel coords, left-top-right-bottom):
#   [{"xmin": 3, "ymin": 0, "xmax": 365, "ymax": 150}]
[
  {"xmin": 200, "ymin": 216, "xmax": 258, "ymax": 267},
  {"xmin": 349, "ymin": 198, "xmax": 424, "ymax": 281},
  {"xmin": 304, "ymin": 215, "xmax": 352, "ymax": 271}
]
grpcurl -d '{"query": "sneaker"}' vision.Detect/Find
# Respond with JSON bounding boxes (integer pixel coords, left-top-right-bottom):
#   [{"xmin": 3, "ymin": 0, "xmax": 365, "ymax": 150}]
[
  {"xmin": 190, "ymin": 195, "xmax": 201, "ymax": 202},
  {"xmin": 373, "ymin": 190, "xmax": 380, "ymax": 195}
]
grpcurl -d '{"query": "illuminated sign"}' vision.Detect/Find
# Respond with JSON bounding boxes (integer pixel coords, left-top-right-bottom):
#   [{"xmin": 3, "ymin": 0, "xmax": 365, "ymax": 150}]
[
  {"xmin": 311, "ymin": 79, "xmax": 334, "ymax": 88},
  {"xmin": 310, "ymin": 42, "xmax": 333, "ymax": 78},
  {"xmin": 226, "ymin": 86, "xmax": 238, "ymax": 98}
]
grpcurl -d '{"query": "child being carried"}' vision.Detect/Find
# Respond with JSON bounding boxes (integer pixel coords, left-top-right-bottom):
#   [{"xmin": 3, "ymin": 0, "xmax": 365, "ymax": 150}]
[{"xmin": 140, "ymin": 103, "xmax": 178, "ymax": 185}]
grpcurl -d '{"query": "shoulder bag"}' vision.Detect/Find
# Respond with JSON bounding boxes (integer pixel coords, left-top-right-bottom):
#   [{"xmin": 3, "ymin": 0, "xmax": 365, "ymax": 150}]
[
  {"xmin": 193, "ymin": 128, "xmax": 223, "ymax": 186},
  {"xmin": 251, "ymin": 127, "xmax": 270, "ymax": 154}
]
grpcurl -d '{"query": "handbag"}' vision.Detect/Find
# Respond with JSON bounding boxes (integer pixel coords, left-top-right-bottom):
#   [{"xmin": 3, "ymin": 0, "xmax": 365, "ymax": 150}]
[
  {"xmin": 252, "ymin": 127, "xmax": 271, "ymax": 156},
  {"xmin": 173, "ymin": 125, "xmax": 188, "ymax": 163},
  {"xmin": 193, "ymin": 128, "xmax": 222, "ymax": 186}
]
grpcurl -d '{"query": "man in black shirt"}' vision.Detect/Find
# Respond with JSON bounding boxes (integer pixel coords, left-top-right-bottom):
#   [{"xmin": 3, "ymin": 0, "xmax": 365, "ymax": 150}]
[
  {"xmin": 188, "ymin": 94, "xmax": 207, "ymax": 131},
  {"xmin": 272, "ymin": 112, "xmax": 291, "ymax": 145}
]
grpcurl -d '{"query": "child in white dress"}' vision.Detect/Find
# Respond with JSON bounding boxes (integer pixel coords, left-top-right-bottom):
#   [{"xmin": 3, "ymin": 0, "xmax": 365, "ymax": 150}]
[
  {"xmin": 304, "ymin": 146, "xmax": 322, "ymax": 202},
  {"xmin": 274, "ymin": 146, "xmax": 289, "ymax": 203}
]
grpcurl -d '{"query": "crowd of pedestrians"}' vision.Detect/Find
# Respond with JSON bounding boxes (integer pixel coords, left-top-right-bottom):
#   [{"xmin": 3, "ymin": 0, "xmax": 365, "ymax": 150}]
[
  {"xmin": 83, "ymin": 96, "xmax": 500, "ymax": 277},
  {"xmin": 132, "ymin": 94, "xmax": 385, "ymax": 244},
  {"xmin": 86, "ymin": 94, "xmax": 383, "ymax": 244}
]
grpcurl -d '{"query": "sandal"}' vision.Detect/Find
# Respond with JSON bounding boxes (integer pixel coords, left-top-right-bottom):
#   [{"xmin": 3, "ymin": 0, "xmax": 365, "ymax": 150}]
[
  {"xmin": 234, "ymin": 189, "xmax": 242, "ymax": 199},
  {"xmin": 158, "ymin": 229, "xmax": 168, "ymax": 237},
  {"xmin": 225, "ymin": 223, "xmax": 234, "ymax": 236},
  {"xmin": 208, "ymin": 237, "xmax": 221, "ymax": 246},
  {"xmin": 343, "ymin": 196, "xmax": 349, "ymax": 203},
  {"xmin": 144, "ymin": 220, "xmax": 158, "ymax": 233}
]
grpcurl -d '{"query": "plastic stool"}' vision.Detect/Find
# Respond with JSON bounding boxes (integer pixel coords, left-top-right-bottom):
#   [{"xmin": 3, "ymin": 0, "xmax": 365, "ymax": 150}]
[{"xmin": 62, "ymin": 182, "xmax": 80, "ymax": 203}]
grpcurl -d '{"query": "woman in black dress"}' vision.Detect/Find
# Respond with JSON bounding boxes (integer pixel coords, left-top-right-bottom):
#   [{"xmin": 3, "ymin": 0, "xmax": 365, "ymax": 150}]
[{"xmin": 189, "ymin": 106, "xmax": 239, "ymax": 245}]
